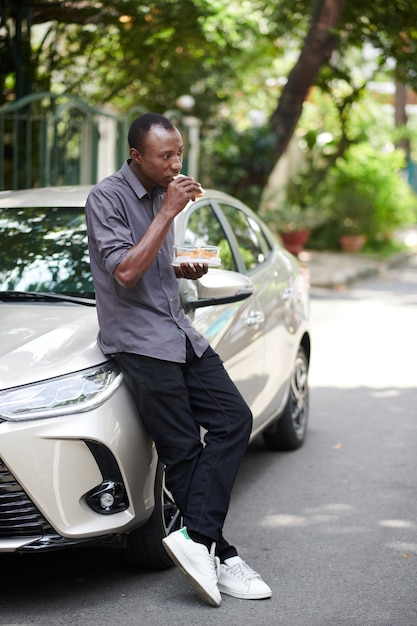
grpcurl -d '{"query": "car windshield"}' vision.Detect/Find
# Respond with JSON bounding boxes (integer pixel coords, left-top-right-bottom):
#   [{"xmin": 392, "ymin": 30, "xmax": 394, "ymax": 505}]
[{"xmin": 0, "ymin": 206, "xmax": 94, "ymax": 298}]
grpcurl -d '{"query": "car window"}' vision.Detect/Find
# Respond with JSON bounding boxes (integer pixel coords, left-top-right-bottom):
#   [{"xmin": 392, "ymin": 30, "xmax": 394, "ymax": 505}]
[
  {"xmin": 219, "ymin": 203, "xmax": 271, "ymax": 272},
  {"xmin": 0, "ymin": 207, "xmax": 94, "ymax": 297},
  {"xmin": 182, "ymin": 203, "xmax": 237, "ymax": 271}
]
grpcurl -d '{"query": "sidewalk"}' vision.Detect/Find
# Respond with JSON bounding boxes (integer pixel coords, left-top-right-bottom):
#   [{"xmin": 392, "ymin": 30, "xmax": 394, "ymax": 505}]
[
  {"xmin": 298, "ymin": 250, "xmax": 412, "ymax": 289},
  {"xmin": 298, "ymin": 228, "xmax": 417, "ymax": 289}
]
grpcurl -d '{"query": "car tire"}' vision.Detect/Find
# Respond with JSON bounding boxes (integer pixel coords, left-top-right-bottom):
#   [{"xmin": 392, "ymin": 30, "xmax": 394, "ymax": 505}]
[
  {"xmin": 263, "ymin": 345, "xmax": 309, "ymax": 451},
  {"xmin": 122, "ymin": 461, "xmax": 181, "ymax": 570}
]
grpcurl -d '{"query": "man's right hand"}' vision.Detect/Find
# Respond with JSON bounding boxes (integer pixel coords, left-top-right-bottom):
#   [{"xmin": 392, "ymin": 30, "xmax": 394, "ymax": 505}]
[{"xmin": 166, "ymin": 175, "xmax": 204, "ymax": 210}]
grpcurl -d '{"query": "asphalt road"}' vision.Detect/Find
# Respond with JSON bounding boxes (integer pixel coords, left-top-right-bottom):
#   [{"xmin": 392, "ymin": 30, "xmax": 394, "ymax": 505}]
[{"xmin": 1, "ymin": 257, "xmax": 416, "ymax": 626}]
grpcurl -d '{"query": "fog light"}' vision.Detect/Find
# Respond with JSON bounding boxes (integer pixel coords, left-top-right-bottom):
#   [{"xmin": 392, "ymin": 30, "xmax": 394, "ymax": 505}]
[
  {"xmin": 100, "ymin": 492, "xmax": 115, "ymax": 510},
  {"xmin": 86, "ymin": 480, "xmax": 128, "ymax": 515}
]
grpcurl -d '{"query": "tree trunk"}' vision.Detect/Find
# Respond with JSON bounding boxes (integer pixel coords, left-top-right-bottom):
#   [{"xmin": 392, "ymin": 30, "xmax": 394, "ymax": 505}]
[
  {"xmin": 270, "ymin": 0, "xmax": 346, "ymax": 162},
  {"xmin": 394, "ymin": 76, "xmax": 410, "ymax": 159}
]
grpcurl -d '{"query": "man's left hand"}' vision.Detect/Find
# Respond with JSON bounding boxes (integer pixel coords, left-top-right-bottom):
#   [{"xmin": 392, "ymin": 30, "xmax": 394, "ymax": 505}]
[{"xmin": 175, "ymin": 263, "xmax": 208, "ymax": 280}]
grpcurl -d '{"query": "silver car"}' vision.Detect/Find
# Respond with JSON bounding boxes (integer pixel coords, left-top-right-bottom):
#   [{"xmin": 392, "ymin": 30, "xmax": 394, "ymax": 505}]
[{"xmin": 0, "ymin": 185, "xmax": 310, "ymax": 569}]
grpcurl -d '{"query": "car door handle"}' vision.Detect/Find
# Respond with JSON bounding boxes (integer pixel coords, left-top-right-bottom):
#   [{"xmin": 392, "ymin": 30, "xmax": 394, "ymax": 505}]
[
  {"xmin": 282, "ymin": 286, "xmax": 295, "ymax": 300},
  {"xmin": 246, "ymin": 310, "xmax": 265, "ymax": 326}
]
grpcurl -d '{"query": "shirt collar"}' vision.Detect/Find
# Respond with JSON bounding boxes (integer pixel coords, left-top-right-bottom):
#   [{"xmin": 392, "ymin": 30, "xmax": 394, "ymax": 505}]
[
  {"xmin": 122, "ymin": 159, "xmax": 149, "ymax": 199},
  {"xmin": 122, "ymin": 160, "xmax": 166, "ymax": 199}
]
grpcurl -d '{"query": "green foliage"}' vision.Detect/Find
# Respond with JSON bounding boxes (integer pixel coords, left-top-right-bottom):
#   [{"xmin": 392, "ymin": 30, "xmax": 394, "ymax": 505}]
[
  {"xmin": 338, "ymin": 3, "xmax": 417, "ymax": 91},
  {"xmin": 3, "ymin": 0, "xmax": 417, "ymax": 240},
  {"xmin": 311, "ymin": 143, "xmax": 417, "ymax": 248},
  {"xmin": 4, "ymin": 0, "xmax": 417, "ymax": 116},
  {"xmin": 200, "ymin": 120, "xmax": 276, "ymax": 208},
  {"xmin": 260, "ymin": 167, "xmax": 331, "ymax": 233},
  {"xmin": 1, "ymin": 0, "xmax": 274, "ymax": 119}
]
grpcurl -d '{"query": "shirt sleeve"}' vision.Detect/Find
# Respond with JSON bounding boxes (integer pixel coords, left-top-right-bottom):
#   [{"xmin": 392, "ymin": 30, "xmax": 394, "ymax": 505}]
[{"xmin": 85, "ymin": 185, "xmax": 134, "ymax": 276}]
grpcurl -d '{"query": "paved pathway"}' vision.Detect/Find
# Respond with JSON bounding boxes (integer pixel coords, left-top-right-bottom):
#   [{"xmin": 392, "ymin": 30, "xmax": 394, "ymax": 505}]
[{"xmin": 299, "ymin": 228, "xmax": 417, "ymax": 288}]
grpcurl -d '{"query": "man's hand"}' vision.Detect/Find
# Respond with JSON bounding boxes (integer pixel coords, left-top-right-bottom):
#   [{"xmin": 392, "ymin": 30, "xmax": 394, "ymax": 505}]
[
  {"xmin": 167, "ymin": 175, "xmax": 204, "ymax": 205},
  {"xmin": 175, "ymin": 263, "xmax": 208, "ymax": 280}
]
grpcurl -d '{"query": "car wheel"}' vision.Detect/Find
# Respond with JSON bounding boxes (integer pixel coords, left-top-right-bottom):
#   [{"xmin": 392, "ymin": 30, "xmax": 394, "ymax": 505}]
[
  {"xmin": 122, "ymin": 461, "xmax": 182, "ymax": 570},
  {"xmin": 263, "ymin": 346, "xmax": 309, "ymax": 451}
]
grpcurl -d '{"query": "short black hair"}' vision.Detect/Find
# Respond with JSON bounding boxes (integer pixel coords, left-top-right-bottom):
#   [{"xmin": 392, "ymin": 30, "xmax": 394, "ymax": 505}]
[{"xmin": 128, "ymin": 113, "xmax": 176, "ymax": 152}]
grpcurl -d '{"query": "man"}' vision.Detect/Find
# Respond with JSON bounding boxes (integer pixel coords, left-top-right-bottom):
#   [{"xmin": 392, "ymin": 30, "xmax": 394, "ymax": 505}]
[{"xmin": 85, "ymin": 112, "xmax": 271, "ymax": 607}]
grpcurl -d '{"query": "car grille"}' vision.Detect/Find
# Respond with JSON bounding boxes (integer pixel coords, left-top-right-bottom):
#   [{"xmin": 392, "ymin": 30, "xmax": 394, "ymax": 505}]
[{"xmin": 0, "ymin": 457, "xmax": 53, "ymax": 538}]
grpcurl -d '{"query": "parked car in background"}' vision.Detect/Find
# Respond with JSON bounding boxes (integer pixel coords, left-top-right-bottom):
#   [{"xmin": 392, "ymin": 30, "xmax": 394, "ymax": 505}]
[{"xmin": 0, "ymin": 185, "xmax": 310, "ymax": 569}]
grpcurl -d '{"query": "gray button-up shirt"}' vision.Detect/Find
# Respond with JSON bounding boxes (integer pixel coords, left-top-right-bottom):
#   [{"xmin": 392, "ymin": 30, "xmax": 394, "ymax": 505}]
[{"xmin": 85, "ymin": 160, "xmax": 209, "ymax": 362}]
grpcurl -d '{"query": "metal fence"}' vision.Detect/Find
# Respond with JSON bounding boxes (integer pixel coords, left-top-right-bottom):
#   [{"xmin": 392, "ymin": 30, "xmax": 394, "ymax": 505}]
[
  {"xmin": 0, "ymin": 94, "xmax": 200, "ymax": 191},
  {"xmin": 0, "ymin": 92, "xmax": 130, "ymax": 190}
]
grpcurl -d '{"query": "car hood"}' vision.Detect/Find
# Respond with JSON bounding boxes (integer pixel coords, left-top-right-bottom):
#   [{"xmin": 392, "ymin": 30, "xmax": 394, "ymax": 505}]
[{"xmin": 0, "ymin": 302, "xmax": 105, "ymax": 389}]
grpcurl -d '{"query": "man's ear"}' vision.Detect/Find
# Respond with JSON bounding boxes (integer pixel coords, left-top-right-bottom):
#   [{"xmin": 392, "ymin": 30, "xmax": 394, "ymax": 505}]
[{"xmin": 129, "ymin": 148, "xmax": 141, "ymax": 164}]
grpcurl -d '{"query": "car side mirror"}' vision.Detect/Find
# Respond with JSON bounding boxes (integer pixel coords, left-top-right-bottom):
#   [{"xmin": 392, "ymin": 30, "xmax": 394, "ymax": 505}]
[{"xmin": 180, "ymin": 269, "xmax": 253, "ymax": 313}]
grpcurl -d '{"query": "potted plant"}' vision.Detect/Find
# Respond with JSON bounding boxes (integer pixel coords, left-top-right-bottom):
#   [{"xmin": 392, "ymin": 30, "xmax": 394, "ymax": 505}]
[
  {"xmin": 260, "ymin": 168, "xmax": 330, "ymax": 255},
  {"xmin": 326, "ymin": 144, "xmax": 417, "ymax": 251},
  {"xmin": 331, "ymin": 186, "xmax": 374, "ymax": 252}
]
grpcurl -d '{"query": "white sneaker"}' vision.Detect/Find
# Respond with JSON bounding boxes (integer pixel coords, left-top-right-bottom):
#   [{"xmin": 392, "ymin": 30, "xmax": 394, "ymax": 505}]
[
  {"xmin": 162, "ymin": 527, "xmax": 221, "ymax": 607},
  {"xmin": 218, "ymin": 556, "xmax": 272, "ymax": 600}
]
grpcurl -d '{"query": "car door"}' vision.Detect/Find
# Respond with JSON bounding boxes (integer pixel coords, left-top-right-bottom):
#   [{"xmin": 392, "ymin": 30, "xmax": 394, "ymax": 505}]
[
  {"xmin": 176, "ymin": 199, "xmax": 267, "ymax": 418},
  {"xmin": 214, "ymin": 199, "xmax": 296, "ymax": 429}
]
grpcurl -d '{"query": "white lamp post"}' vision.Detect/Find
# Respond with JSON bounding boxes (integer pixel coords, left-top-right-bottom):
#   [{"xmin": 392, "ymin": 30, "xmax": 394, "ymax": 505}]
[{"xmin": 175, "ymin": 95, "xmax": 201, "ymax": 180}]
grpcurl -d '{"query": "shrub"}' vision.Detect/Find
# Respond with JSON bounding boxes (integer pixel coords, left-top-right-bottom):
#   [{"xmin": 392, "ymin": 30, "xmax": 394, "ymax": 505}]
[{"xmin": 311, "ymin": 143, "xmax": 417, "ymax": 249}]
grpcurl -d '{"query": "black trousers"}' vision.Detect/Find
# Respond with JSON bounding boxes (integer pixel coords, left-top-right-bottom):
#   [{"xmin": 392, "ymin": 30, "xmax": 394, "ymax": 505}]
[{"xmin": 112, "ymin": 341, "xmax": 253, "ymax": 556}]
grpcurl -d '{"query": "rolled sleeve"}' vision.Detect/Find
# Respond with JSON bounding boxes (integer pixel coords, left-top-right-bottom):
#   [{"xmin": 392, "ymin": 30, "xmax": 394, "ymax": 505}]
[{"xmin": 86, "ymin": 184, "xmax": 135, "ymax": 276}]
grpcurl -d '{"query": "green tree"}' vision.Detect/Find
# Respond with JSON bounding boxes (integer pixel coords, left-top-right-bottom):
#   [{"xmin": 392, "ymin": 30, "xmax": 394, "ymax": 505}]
[
  {"xmin": 269, "ymin": 0, "xmax": 346, "ymax": 161},
  {"xmin": 2, "ymin": 0, "xmax": 417, "ymax": 179},
  {"xmin": 268, "ymin": 0, "xmax": 417, "ymax": 161},
  {"xmin": 0, "ymin": 0, "xmax": 265, "ymax": 120}
]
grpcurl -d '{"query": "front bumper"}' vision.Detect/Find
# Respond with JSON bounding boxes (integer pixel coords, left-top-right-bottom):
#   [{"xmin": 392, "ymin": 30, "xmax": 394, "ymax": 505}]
[{"xmin": 0, "ymin": 384, "xmax": 157, "ymax": 552}]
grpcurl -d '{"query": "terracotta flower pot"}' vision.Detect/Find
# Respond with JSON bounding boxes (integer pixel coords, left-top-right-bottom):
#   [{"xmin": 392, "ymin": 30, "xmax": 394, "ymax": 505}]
[
  {"xmin": 280, "ymin": 229, "xmax": 310, "ymax": 256},
  {"xmin": 339, "ymin": 234, "xmax": 367, "ymax": 253}
]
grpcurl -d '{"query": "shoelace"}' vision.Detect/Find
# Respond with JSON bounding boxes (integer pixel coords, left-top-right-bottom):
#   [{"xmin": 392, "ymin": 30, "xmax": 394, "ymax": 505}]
[
  {"xmin": 227, "ymin": 560, "xmax": 261, "ymax": 581},
  {"xmin": 210, "ymin": 542, "xmax": 221, "ymax": 580}
]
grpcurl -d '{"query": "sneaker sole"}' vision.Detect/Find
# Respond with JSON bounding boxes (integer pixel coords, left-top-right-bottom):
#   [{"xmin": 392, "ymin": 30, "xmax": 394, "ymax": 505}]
[
  {"xmin": 218, "ymin": 583, "xmax": 272, "ymax": 600},
  {"xmin": 162, "ymin": 538, "xmax": 221, "ymax": 607}
]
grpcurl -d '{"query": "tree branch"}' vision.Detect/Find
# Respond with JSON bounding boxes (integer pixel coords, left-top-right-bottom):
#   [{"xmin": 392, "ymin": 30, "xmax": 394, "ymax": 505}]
[{"xmin": 270, "ymin": 0, "xmax": 346, "ymax": 161}]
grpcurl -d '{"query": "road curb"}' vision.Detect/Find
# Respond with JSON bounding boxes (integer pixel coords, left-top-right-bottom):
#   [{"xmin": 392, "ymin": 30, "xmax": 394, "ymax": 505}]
[{"xmin": 301, "ymin": 250, "xmax": 416, "ymax": 289}]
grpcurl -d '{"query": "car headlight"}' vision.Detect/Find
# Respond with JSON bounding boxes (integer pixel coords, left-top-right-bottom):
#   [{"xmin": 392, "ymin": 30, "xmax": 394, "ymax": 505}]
[{"xmin": 0, "ymin": 362, "xmax": 123, "ymax": 421}]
